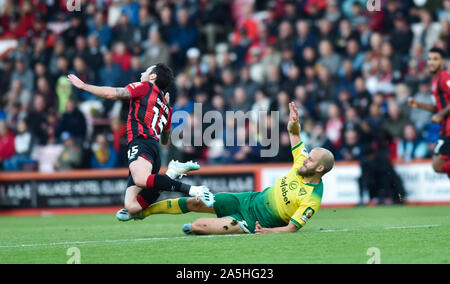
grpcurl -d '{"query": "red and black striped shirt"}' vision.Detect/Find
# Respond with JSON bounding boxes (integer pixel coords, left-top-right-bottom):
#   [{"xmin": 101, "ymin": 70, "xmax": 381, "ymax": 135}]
[
  {"xmin": 431, "ymin": 70, "xmax": 450, "ymax": 137},
  {"xmin": 125, "ymin": 81, "xmax": 172, "ymax": 144}
]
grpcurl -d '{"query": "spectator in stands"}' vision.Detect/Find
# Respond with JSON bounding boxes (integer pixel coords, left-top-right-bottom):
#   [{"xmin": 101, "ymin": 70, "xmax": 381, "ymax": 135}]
[
  {"xmin": 99, "ymin": 50, "xmax": 122, "ymax": 88},
  {"xmin": 237, "ymin": 66, "xmax": 259, "ymax": 102},
  {"xmin": 317, "ymin": 40, "xmax": 342, "ymax": 76},
  {"xmin": 55, "ymin": 98, "xmax": 87, "ymax": 145},
  {"xmin": 396, "ymin": 124, "xmax": 429, "ymax": 162},
  {"xmin": 338, "ymin": 129, "xmax": 363, "ymax": 161},
  {"xmin": 142, "ymin": 27, "xmax": 171, "ymax": 68},
  {"xmin": 113, "ymin": 13, "xmax": 137, "ymax": 47},
  {"xmin": 411, "ymin": 10, "xmax": 442, "ymax": 55},
  {"xmin": 85, "ymin": 34, "xmax": 104, "ymax": 76},
  {"xmin": 3, "ymin": 119, "xmax": 35, "ymax": 171},
  {"xmin": 220, "ymin": 68, "xmax": 237, "ymax": 104},
  {"xmin": 250, "ymin": 89, "xmax": 270, "ymax": 123},
  {"xmin": 110, "ymin": 117, "xmax": 127, "ymax": 167},
  {"xmin": 325, "ymin": 103, "xmax": 344, "ymax": 150},
  {"xmin": 0, "ymin": 120, "xmax": 15, "ymax": 168},
  {"xmin": 91, "ymin": 133, "xmax": 119, "ymax": 169},
  {"xmin": 89, "ymin": 10, "xmax": 112, "ymax": 49},
  {"xmin": 391, "ymin": 12, "xmax": 414, "ymax": 57},
  {"xmin": 230, "ymin": 87, "xmax": 251, "ymax": 113},
  {"xmin": 269, "ymin": 90, "xmax": 290, "ymax": 126},
  {"xmin": 55, "ymin": 73, "xmax": 73, "ymax": 114},
  {"xmin": 26, "ymin": 94, "xmax": 48, "ymax": 145},
  {"xmin": 54, "ymin": 131, "xmax": 82, "ymax": 171},
  {"xmin": 409, "ymin": 81, "xmax": 434, "ymax": 133},
  {"xmin": 10, "ymin": 58, "xmax": 34, "ymax": 93},
  {"xmin": 169, "ymin": 7, "xmax": 198, "ymax": 70},
  {"xmin": 4, "ymin": 79, "xmax": 31, "ymax": 112},
  {"xmin": 70, "ymin": 56, "xmax": 96, "ymax": 101},
  {"xmin": 382, "ymin": 100, "xmax": 413, "ymax": 139}
]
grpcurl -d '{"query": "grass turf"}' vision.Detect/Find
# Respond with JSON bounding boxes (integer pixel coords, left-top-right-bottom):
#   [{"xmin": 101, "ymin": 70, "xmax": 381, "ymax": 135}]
[{"xmin": 0, "ymin": 206, "xmax": 449, "ymax": 264}]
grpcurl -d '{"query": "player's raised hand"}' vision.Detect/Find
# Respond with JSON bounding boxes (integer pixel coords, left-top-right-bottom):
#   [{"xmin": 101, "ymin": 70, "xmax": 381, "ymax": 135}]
[
  {"xmin": 165, "ymin": 92, "xmax": 170, "ymax": 104},
  {"xmin": 67, "ymin": 74, "xmax": 86, "ymax": 90},
  {"xmin": 288, "ymin": 101, "xmax": 299, "ymax": 123}
]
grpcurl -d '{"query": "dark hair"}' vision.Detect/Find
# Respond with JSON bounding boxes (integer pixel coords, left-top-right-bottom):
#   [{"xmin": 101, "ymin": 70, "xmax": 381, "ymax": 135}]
[
  {"xmin": 150, "ymin": 63, "xmax": 174, "ymax": 90},
  {"xmin": 429, "ymin": 47, "xmax": 446, "ymax": 58}
]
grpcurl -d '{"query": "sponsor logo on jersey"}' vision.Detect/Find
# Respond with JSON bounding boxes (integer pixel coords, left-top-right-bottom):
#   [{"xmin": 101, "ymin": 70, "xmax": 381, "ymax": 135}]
[
  {"xmin": 303, "ymin": 207, "xmax": 315, "ymax": 219},
  {"xmin": 280, "ymin": 177, "xmax": 290, "ymax": 205}
]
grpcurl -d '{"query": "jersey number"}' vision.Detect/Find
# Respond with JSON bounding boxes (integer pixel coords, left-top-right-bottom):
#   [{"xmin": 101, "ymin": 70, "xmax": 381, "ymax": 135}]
[
  {"xmin": 128, "ymin": 145, "xmax": 138, "ymax": 160},
  {"xmin": 151, "ymin": 106, "xmax": 168, "ymax": 138}
]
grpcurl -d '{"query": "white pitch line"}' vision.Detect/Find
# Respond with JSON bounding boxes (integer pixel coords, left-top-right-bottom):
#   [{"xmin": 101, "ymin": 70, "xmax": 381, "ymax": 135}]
[
  {"xmin": 0, "ymin": 234, "xmax": 247, "ymax": 249},
  {"xmin": 0, "ymin": 225, "xmax": 441, "ymax": 249},
  {"xmin": 384, "ymin": 224, "xmax": 441, "ymax": 230}
]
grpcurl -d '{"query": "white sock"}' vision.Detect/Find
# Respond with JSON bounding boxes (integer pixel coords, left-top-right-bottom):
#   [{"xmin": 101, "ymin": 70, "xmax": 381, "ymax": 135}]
[{"xmin": 188, "ymin": 186, "xmax": 202, "ymax": 197}]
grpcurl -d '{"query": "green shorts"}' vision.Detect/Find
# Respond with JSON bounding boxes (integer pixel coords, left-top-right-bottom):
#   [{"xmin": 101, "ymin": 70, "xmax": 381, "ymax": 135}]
[{"xmin": 213, "ymin": 192, "xmax": 260, "ymax": 233}]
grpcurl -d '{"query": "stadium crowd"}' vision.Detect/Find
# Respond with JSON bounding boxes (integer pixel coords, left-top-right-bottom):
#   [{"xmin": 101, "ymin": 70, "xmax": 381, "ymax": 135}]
[{"xmin": 0, "ymin": 0, "xmax": 449, "ymax": 196}]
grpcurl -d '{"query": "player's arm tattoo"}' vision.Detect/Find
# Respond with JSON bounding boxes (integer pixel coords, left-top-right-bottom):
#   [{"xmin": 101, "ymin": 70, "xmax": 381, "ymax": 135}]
[{"xmin": 115, "ymin": 88, "xmax": 131, "ymax": 100}]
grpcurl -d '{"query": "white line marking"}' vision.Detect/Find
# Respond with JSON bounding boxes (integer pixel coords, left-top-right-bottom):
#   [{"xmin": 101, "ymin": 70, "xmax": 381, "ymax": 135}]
[
  {"xmin": 0, "ymin": 224, "xmax": 441, "ymax": 249},
  {"xmin": 384, "ymin": 224, "xmax": 440, "ymax": 230},
  {"xmin": 0, "ymin": 234, "xmax": 247, "ymax": 249}
]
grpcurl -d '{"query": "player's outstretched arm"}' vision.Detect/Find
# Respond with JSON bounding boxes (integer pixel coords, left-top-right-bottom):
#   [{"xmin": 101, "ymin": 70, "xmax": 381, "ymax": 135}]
[
  {"xmin": 67, "ymin": 74, "xmax": 130, "ymax": 100},
  {"xmin": 287, "ymin": 101, "xmax": 302, "ymax": 148},
  {"xmin": 254, "ymin": 221, "xmax": 300, "ymax": 234},
  {"xmin": 408, "ymin": 97, "xmax": 436, "ymax": 113}
]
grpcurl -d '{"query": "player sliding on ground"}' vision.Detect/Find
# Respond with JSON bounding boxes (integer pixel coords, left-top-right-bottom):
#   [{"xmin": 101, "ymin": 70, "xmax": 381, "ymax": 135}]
[
  {"xmin": 408, "ymin": 47, "xmax": 450, "ymax": 178},
  {"xmin": 121, "ymin": 101, "xmax": 335, "ymax": 234},
  {"xmin": 67, "ymin": 63, "xmax": 215, "ymax": 221}
]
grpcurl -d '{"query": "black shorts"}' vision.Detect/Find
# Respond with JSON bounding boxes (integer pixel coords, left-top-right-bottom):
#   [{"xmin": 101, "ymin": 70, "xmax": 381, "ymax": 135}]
[
  {"xmin": 434, "ymin": 137, "xmax": 450, "ymax": 157},
  {"xmin": 126, "ymin": 137, "xmax": 162, "ymax": 204}
]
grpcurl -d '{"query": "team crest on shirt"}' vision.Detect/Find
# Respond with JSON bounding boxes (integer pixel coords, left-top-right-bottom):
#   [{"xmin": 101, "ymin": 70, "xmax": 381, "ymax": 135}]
[{"xmin": 447, "ymin": 80, "xmax": 450, "ymax": 88}]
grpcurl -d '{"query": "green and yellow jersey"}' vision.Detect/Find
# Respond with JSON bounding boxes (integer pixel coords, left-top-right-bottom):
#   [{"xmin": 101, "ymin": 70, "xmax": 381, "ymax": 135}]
[{"xmin": 252, "ymin": 141, "xmax": 323, "ymax": 229}]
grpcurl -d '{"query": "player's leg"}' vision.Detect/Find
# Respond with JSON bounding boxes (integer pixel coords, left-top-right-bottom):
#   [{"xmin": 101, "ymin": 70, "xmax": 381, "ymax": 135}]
[
  {"xmin": 140, "ymin": 197, "xmax": 216, "ymax": 219},
  {"xmin": 188, "ymin": 217, "xmax": 247, "ymax": 235},
  {"xmin": 129, "ymin": 156, "xmax": 213, "ymax": 204},
  {"xmin": 124, "ymin": 185, "xmax": 145, "ymax": 214},
  {"xmin": 140, "ymin": 192, "xmax": 242, "ymax": 220},
  {"xmin": 432, "ymin": 154, "xmax": 446, "ymax": 173},
  {"xmin": 432, "ymin": 138, "xmax": 450, "ymax": 176}
]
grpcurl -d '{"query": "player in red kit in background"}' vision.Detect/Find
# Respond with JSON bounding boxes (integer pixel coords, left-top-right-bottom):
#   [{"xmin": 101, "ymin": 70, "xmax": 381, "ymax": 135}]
[
  {"xmin": 67, "ymin": 63, "xmax": 215, "ymax": 221},
  {"xmin": 409, "ymin": 48, "xmax": 450, "ymax": 178}
]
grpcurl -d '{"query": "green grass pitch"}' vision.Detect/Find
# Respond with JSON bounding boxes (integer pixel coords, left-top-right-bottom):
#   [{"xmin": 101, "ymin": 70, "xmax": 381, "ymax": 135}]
[{"xmin": 0, "ymin": 206, "xmax": 449, "ymax": 264}]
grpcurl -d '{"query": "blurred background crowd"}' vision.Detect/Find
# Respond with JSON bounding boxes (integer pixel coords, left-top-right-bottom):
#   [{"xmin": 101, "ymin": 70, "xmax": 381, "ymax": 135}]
[{"xmin": 0, "ymin": 0, "xmax": 449, "ymax": 195}]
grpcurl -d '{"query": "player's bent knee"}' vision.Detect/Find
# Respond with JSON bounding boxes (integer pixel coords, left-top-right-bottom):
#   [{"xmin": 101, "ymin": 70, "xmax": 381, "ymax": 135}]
[
  {"xmin": 124, "ymin": 202, "xmax": 142, "ymax": 215},
  {"xmin": 132, "ymin": 174, "xmax": 148, "ymax": 189}
]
